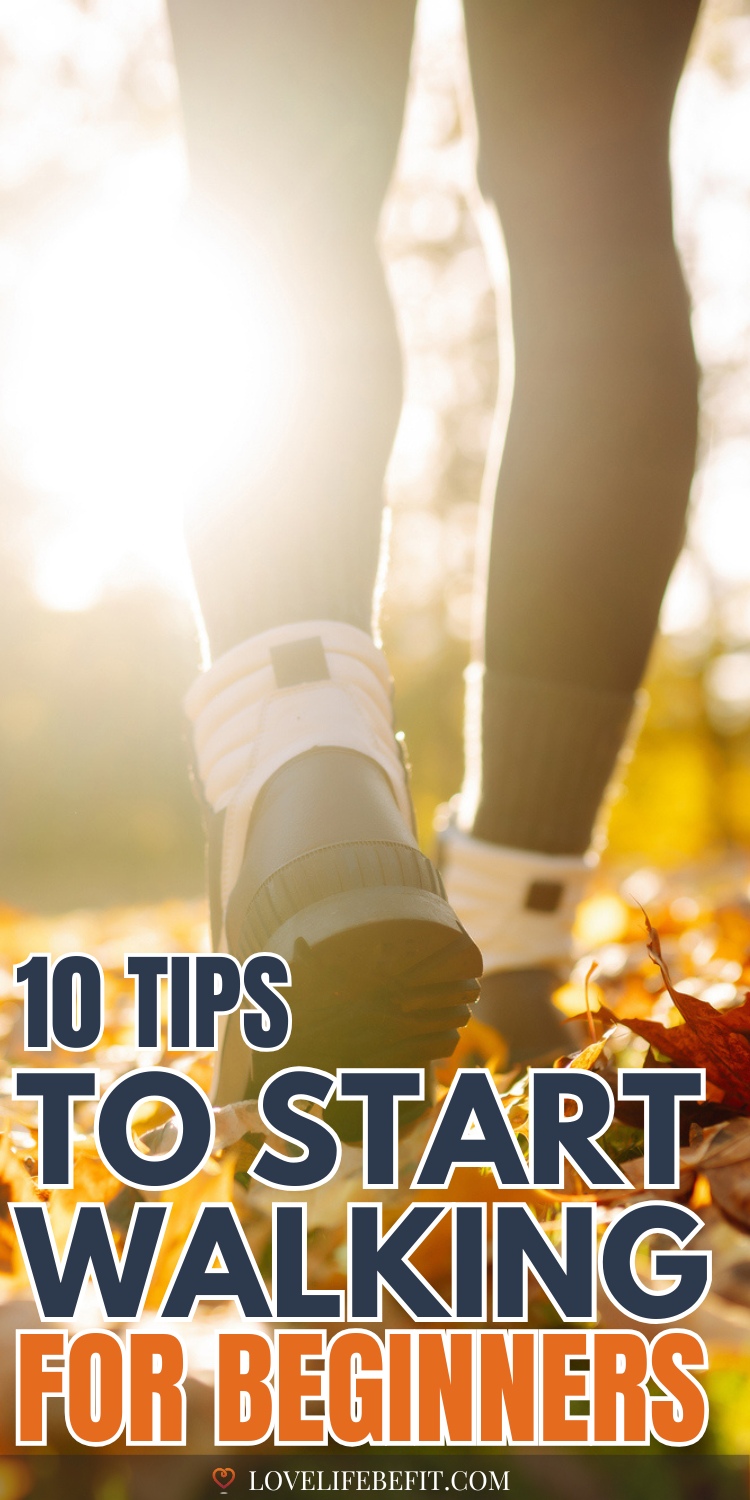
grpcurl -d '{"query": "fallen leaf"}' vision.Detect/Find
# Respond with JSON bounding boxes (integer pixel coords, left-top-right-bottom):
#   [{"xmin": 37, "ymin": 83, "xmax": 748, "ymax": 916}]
[
  {"xmin": 595, "ymin": 1155, "xmax": 695, "ymax": 1204},
  {"xmin": 597, "ymin": 912, "xmax": 750, "ymax": 1113},
  {"xmin": 566, "ymin": 1035, "xmax": 610, "ymax": 1071}
]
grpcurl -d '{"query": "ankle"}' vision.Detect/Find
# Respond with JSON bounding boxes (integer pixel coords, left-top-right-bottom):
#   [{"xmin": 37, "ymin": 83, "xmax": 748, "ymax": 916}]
[
  {"xmin": 185, "ymin": 619, "xmax": 413, "ymax": 933},
  {"xmin": 438, "ymin": 822, "xmax": 595, "ymax": 975}
]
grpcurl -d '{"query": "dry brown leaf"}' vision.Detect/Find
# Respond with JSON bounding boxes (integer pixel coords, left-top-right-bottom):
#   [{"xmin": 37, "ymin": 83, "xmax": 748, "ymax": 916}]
[{"xmin": 597, "ymin": 912, "xmax": 750, "ymax": 1113}]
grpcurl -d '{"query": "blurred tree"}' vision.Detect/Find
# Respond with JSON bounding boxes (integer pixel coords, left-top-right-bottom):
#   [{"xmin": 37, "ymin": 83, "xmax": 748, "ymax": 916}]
[{"xmin": 0, "ymin": 587, "xmax": 203, "ymax": 909}]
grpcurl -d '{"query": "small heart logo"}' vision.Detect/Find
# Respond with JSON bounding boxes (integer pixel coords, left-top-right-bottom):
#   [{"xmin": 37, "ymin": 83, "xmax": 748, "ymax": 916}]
[{"xmin": 213, "ymin": 1470, "xmax": 236, "ymax": 1490}]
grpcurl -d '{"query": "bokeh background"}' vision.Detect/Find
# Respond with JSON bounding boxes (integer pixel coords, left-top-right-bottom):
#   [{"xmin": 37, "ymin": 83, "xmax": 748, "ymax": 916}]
[{"xmin": 0, "ymin": 0, "xmax": 749, "ymax": 911}]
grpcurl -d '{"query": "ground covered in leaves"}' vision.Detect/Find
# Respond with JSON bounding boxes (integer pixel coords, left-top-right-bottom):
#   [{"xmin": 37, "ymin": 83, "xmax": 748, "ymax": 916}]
[{"xmin": 1, "ymin": 870, "xmax": 750, "ymax": 1453}]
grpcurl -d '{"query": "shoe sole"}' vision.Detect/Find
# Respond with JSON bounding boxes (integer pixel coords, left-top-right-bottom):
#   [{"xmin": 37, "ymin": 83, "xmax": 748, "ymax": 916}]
[{"xmin": 217, "ymin": 845, "xmax": 482, "ymax": 1138}]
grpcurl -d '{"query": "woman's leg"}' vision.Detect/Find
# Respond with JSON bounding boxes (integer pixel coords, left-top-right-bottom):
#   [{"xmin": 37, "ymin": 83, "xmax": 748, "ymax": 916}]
[
  {"xmin": 465, "ymin": 0, "xmax": 700, "ymax": 851},
  {"xmin": 448, "ymin": 0, "xmax": 701, "ymax": 1056},
  {"xmin": 168, "ymin": 1, "xmax": 482, "ymax": 1116},
  {"xmin": 167, "ymin": 0, "xmax": 417, "ymax": 655}
]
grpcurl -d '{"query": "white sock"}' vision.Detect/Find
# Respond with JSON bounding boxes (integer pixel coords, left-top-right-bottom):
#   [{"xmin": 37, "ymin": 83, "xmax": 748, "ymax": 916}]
[
  {"xmin": 185, "ymin": 621, "xmax": 413, "ymax": 929},
  {"xmin": 438, "ymin": 822, "xmax": 595, "ymax": 973}
]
